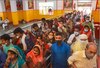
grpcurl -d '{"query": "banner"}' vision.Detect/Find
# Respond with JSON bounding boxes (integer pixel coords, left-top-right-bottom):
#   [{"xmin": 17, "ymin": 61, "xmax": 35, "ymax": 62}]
[
  {"xmin": 4, "ymin": 0, "xmax": 11, "ymax": 11},
  {"xmin": 28, "ymin": 0, "xmax": 34, "ymax": 9},
  {"xmin": 64, "ymin": 0, "xmax": 73, "ymax": 10},
  {"xmin": 16, "ymin": 0, "xmax": 23, "ymax": 10}
]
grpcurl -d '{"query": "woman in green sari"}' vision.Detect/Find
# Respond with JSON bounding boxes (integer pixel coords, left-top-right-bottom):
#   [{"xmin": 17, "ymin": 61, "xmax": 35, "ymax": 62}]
[{"xmin": 4, "ymin": 46, "xmax": 27, "ymax": 68}]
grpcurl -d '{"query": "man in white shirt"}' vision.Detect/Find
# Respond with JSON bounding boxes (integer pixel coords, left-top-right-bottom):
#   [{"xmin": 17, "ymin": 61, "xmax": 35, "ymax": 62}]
[
  {"xmin": 67, "ymin": 26, "xmax": 80, "ymax": 45},
  {"xmin": 68, "ymin": 42, "xmax": 97, "ymax": 68}
]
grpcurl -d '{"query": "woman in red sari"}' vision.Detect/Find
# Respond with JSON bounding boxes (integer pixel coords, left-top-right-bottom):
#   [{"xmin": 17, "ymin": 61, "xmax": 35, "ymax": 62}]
[
  {"xmin": 26, "ymin": 45, "xmax": 43, "ymax": 68},
  {"xmin": 80, "ymin": 25, "xmax": 93, "ymax": 42}
]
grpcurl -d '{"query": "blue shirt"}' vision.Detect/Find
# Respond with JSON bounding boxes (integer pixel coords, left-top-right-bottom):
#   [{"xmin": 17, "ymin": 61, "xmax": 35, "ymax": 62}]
[
  {"xmin": 51, "ymin": 41, "xmax": 71, "ymax": 68},
  {"xmin": 0, "ymin": 50, "xmax": 6, "ymax": 68}
]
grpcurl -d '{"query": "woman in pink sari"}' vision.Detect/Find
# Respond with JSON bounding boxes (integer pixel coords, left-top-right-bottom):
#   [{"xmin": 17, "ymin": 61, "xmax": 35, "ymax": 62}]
[{"xmin": 26, "ymin": 45, "xmax": 43, "ymax": 68}]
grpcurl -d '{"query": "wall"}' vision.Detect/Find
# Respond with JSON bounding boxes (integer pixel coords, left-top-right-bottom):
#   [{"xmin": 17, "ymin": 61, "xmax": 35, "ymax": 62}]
[
  {"xmin": 92, "ymin": 0, "xmax": 100, "ymax": 23},
  {"xmin": 0, "ymin": 0, "xmax": 73, "ymax": 25},
  {"xmin": 92, "ymin": 10, "xmax": 100, "ymax": 23},
  {"xmin": 24, "ymin": 10, "xmax": 65, "ymax": 22},
  {"xmin": 17, "ymin": 0, "xmax": 72, "ymax": 22}
]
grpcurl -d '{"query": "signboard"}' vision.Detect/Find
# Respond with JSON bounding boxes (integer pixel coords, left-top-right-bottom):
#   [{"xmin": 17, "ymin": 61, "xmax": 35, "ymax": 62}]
[
  {"xmin": 63, "ymin": 0, "xmax": 73, "ymax": 10},
  {"xmin": 28, "ymin": 0, "xmax": 34, "ymax": 9},
  {"xmin": 4, "ymin": 0, "xmax": 11, "ymax": 11},
  {"xmin": 16, "ymin": 0, "xmax": 23, "ymax": 10}
]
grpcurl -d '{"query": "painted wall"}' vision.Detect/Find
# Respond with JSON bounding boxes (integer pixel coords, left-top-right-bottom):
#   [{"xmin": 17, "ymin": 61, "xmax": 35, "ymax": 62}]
[
  {"xmin": 0, "ymin": 0, "xmax": 73, "ymax": 25},
  {"xmin": 1, "ymin": 0, "xmax": 99, "ymax": 25},
  {"xmin": 92, "ymin": 10, "xmax": 100, "ymax": 23},
  {"xmin": 0, "ymin": 10, "xmax": 69, "ymax": 24},
  {"xmin": 92, "ymin": 0, "xmax": 100, "ymax": 23}
]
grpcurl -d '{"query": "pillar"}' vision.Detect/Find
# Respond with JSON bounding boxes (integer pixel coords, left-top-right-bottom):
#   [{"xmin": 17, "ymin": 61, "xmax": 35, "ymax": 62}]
[
  {"xmin": 22, "ymin": 0, "xmax": 28, "ymax": 22},
  {"xmin": 10, "ymin": 0, "xmax": 19, "ymax": 25},
  {"xmin": 91, "ymin": 0, "xmax": 97, "ymax": 10},
  {"xmin": 73, "ymin": 0, "xmax": 78, "ymax": 10},
  {"xmin": 0, "ymin": 0, "xmax": 6, "ymax": 20}
]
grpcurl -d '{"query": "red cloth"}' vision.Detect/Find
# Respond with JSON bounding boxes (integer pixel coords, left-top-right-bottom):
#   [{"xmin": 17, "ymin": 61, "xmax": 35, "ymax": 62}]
[
  {"xmin": 45, "ymin": 44, "xmax": 50, "ymax": 50},
  {"xmin": 80, "ymin": 28, "xmax": 93, "ymax": 42},
  {"xmin": 97, "ymin": 56, "xmax": 100, "ymax": 68},
  {"xmin": 26, "ymin": 45, "xmax": 43, "ymax": 65}
]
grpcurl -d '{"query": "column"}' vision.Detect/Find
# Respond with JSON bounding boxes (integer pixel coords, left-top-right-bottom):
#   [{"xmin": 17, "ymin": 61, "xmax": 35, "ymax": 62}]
[
  {"xmin": 22, "ymin": 0, "xmax": 28, "ymax": 22},
  {"xmin": 91, "ymin": 0, "xmax": 97, "ymax": 10},
  {"xmin": 0, "ymin": 0, "xmax": 6, "ymax": 20},
  {"xmin": 10, "ymin": 0, "xmax": 19, "ymax": 25},
  {"xmin": 73, "ymin": 0, "xmax": 78, "ymax": 10},
  {"xmin": 57, "ymin": 0, "xmax": 64, "ymax": 15}
]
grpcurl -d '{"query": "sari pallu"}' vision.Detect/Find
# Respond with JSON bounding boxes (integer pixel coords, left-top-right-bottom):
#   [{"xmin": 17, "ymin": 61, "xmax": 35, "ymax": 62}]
[
  {"xmin": 26, "ymin": 45, "xmax": 43, "ymax": 68},
  {"xmin": 8, "ymin": 46, "xmax": 26, "ymax": 68}
]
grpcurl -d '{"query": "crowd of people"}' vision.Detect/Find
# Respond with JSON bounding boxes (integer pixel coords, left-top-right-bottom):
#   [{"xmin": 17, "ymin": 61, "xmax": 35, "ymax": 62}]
[{"xmin": 0, "ymin": 10, "xmax": 97, "ymax": 68}]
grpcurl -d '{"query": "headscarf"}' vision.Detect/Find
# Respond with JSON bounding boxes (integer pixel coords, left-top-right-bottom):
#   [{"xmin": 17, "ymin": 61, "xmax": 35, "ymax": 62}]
[
  {"xmin": 79, "ymin": 34, "xmax": 88, "ymax": 40},
  {"xmin": 71, "ymin": 34, "xmax": 88, "ymax": 53},
  {"xmin": 8, "ymin": 46, "xmax": 25, "ymax": 68},
  {"xmin": 13, "ymin": 45, "xmax": 26, "ymax": 60},
  {"xmin": 26, "ymin": 45, "xmax": 43, "ymax": 65},
  {"xmin": 77, "ymin": 34, "xmax": 88, "ymax": 46}
]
